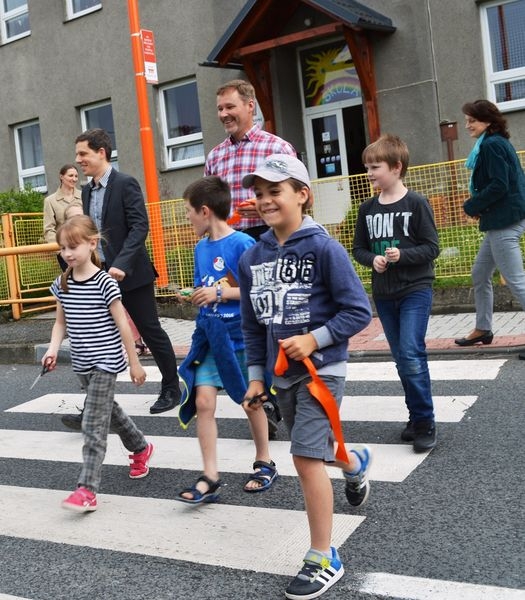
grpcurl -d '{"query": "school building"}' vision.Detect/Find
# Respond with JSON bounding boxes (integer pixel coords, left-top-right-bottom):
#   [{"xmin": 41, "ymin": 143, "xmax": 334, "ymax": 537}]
[{"xmin": 0, "ymin": 0, "xmax": 523, "ymax": 200}]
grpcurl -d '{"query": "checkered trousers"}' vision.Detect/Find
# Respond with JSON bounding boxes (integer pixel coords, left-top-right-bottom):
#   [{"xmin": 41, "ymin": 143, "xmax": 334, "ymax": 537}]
[{"xmin": 77, "ymin": 368, "xmax": 146, "ymax": 492}]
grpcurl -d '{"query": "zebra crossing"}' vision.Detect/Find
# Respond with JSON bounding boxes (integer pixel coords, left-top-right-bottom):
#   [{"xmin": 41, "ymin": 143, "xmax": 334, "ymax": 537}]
[{"xmin": 2, "ymin": 357, "xmax": 524, "ymax": 600}]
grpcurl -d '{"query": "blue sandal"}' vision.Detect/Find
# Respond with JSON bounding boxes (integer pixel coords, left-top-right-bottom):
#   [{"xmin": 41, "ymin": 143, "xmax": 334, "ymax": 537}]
[
  {"xmin": 176, "ymin": 475, "xmax": 221, "ymax": 504},
  {"xmin": 244, "ymin": 460, "xmax": 278, "ymax": 493}
]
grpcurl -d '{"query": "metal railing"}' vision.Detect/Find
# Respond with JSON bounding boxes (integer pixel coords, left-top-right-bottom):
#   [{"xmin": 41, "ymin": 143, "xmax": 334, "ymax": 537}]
[{"xmin": 1, "ymin": 153, "xmax": 524, "ymax": 319}]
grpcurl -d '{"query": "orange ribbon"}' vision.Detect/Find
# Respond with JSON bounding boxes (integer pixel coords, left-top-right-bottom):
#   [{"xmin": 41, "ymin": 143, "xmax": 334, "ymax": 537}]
[
  {"xmin": 226, "ymin": 211, "xmax": 241, "ymax": 226},
  {"xmin": 274, "ymin": 346, "xmax": 350, "ymax": 466},
  {"xmin": 226, "ymin": 199, "xmax": 256, "ymax": 226}
]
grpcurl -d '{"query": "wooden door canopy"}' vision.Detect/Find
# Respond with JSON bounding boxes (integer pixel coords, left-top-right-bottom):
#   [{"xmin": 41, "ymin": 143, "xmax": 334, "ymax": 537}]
[{"xmin": 203, "ymin": 0, "xmax": 395, "ymax": 139}]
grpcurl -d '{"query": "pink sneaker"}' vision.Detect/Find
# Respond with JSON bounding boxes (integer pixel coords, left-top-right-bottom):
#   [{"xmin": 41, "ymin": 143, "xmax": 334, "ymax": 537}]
[
  {"xmin": 129, "ymin": 442, "xmax": 154, "ymax": 479},
  {"xmin": 61, "ymin": 487, "xmax": 97, "ymax": 513}
]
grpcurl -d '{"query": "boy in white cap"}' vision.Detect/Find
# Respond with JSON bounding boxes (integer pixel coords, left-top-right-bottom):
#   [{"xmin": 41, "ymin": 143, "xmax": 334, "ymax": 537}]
[{"xmin": 238, "ymin": 154, "xmax": 373, "ymax": 599}]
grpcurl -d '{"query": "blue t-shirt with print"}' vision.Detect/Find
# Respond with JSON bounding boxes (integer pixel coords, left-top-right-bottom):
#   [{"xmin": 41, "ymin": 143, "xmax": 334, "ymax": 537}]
[{"xmin": 194, "ymin": 230, "xmax": 254, "ymax": 328}]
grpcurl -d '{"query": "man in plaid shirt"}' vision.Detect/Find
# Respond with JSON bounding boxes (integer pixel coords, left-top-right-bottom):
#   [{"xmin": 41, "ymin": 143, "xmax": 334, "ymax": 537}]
[
  {"xmin": 205, "ymin": 80, "xmax": 295, "ymax": 437},
  {"xmin": 205, "ymin": 79, "xmax": 296, "ymax": 241}
]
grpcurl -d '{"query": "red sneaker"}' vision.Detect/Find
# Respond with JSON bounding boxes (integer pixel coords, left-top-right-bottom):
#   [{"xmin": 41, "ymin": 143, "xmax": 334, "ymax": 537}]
[
  {"xmin": 129, "ymin": 442, "xmax": 154, "ymax": 479},
  {"xmin": 61, "ymin": 486, "xmax": 97, "ymax": 513}
]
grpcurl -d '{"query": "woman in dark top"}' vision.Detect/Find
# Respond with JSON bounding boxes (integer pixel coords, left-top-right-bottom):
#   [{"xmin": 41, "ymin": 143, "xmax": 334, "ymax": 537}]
[{"xmin": 455, "ymin": 100, "xmax": 525, "ymax": 346}]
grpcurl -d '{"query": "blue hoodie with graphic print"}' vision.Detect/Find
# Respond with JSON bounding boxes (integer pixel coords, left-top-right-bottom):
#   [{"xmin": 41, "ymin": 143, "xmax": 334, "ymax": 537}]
[{"xmin": 238, "ymin": 216, "xmax": 372, "ymax": 381}]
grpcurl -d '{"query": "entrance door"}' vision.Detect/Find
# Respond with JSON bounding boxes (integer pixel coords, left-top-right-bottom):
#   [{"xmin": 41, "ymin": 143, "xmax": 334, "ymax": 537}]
[
  {"xmin": 306, "ymin": 105, "xmax": 366, "ymax": 179},
  {"xmin": 306, "ymin": 111, "xmax": 346, "ymax": 179},
  {"xmin": 305, "ymin": 104, "xmax": 367, "ymax": 226}
]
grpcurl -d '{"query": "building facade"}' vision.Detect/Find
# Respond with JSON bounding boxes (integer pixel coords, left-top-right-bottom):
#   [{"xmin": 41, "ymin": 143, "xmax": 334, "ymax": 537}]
[{"xmin": 0, "ymin": 0, "xmax": 523, "ymax": 199}]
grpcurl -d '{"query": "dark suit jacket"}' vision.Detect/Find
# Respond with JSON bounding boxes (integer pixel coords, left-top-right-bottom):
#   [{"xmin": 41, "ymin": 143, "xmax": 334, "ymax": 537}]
[{"xmin": 82, "ymin": 168, "xmax": 157, "ymax": 291}]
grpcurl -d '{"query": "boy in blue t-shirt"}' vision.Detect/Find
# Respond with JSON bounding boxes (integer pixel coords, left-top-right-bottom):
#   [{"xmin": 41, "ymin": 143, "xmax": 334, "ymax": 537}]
[{"xmin": 176, "ymin": 176, "xmax": 277, "ymax": 504}]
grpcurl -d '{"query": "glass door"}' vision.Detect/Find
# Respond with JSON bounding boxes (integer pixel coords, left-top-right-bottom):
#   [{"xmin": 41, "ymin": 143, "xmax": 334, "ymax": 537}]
[{"xmin": 307, "ymin": 111, "xmax": 346, "ymax": 179}]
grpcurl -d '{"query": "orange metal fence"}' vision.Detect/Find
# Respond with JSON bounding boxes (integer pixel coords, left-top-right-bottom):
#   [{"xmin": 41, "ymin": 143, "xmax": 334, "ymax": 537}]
[{"xmin": 1, "ymin": 153, "xmax": 524, "ymax": 319}]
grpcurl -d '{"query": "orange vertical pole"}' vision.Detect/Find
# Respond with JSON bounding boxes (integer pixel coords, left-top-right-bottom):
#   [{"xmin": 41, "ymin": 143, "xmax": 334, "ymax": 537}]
[{"xmin": 127, "ymin": 0, "xmax": 168, "ymax": 286}]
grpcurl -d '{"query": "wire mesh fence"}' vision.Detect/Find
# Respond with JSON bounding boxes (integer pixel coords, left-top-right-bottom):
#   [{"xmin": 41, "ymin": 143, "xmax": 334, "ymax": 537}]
[{"xmin": 1, "ymin": 152, "xmax": 524, "ymax": 316}]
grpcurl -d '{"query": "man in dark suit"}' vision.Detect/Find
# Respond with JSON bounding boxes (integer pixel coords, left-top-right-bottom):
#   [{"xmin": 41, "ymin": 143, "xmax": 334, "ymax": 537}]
[{"xmin": 73, "ymin": 128, "xmax": 179, "ymax": 415}]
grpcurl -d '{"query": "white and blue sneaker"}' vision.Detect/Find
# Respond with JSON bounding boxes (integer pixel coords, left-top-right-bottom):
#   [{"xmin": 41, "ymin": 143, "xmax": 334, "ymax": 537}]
[
  {"xmin": 344, "ymin": 445, "xmax": 372, "ymax": 507},
  {"xmin": 285, "ymin": 547, "xmax": 344, "ymax": 599}
]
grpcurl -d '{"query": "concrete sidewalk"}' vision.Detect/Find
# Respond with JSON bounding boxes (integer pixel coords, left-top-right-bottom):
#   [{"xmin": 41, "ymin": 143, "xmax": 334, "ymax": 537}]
[
  {"xmin": 162, "ymin": 312, "xmax": 525, "ymax": 359},
  {"xmin": 2, "ymin": 310, "xmax": 525, "ymax": 365}
]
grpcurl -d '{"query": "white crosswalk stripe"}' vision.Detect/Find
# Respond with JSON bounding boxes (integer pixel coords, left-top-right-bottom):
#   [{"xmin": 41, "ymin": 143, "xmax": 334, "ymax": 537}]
[
  {"xmin": 9, "ymin": 393, "xmax": 478, "ymax": 422},
  {"xmin": 345, "ymin": 359, "xmax": 506, "ymax": 381},
  {"xmin": 2, "ymin": 357, "xmax": 521, "ymax": 600},
  {"xmin": 0, "ymin": 484, "xmax": 363, "ymax": 577},
  {"xmin": 358, "ymin": 572, "xmax": 525, "ymax": 600},
  {"xmin": 0, "ymin": 429, "xmax": 427, "ymax": 482},
  {"xmin": 113, "ymin": 359, "xmax": 506, "ymax": 383}
]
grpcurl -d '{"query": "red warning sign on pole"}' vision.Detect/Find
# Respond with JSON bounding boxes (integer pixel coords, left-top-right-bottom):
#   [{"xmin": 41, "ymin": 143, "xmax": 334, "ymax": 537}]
[{"xmin": 141, "ymin": 29, "xmax": 158, "ymax": 84}]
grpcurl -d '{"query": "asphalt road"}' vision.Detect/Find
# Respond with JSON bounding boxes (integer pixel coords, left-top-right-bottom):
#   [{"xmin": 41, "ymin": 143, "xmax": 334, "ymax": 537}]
[{"xmin": 0, "ymin": 356, "xmax": 523, "ymax": 600}]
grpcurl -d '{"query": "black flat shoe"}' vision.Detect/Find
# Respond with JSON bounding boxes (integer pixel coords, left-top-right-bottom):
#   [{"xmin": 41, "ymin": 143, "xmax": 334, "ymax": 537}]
[
  {"xmin": 61, "ymin": 411, "xmax": 83, "ymax": 430},
  {"xmin": 150, "ymin": 389, "xmax": 180, "ymax": 414},
  {"xmin": 454, "ymin": 331, "xmax": 494, "ymax": 346}
]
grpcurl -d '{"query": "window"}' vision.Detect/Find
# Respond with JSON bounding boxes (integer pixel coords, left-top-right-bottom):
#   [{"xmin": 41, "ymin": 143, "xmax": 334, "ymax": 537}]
[
  {"xmin": 65, "ymin": 0, "xmax": 101, "ymax": 20},
  {"xmin": 80, "ymin": 101, "xmax": 118, "ymax": 167},
  {"xmin": 481, "ymin": 0, "xmax": 525, "ymax": 111},
  {"xmin": 1, "ymin": 0, "xmax": 30, "ymax": 44},
  {"xmin": 159, "ymin": 79, "xmax": 204, "ymax": 170},
  {"xmin": 14, "ymin": 120, "xmax": 46, "ymax": 192}
]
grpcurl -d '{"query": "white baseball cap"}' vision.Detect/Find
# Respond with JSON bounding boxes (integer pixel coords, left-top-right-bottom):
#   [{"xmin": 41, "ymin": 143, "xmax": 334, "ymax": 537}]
[{"xmin": 242, "ymin": 154, "xmax": 311, "ymax": 189}]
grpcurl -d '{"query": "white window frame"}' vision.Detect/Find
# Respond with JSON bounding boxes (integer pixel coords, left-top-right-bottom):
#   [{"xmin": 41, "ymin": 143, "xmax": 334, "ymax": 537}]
[
  {"xmin": 158, "ymin": 79, "xmax": 204, "ymax": 170},
  {"xmin": 13, "ymin": 120, "xmax": 46, "ymax": 192},
  {"xmin": 480, "ymin": 0, "xmax": 525, "ymax": 111},
  {"xmin": 65, "ymin": 0, "xmax": 101, "ymax": 21},
  {"xmin": 1, "ymin": 1, "xmax": 30, "ymax": 44},
  {"xmin": 80, "ymin": 101, "xmax": 118, "ymax": 165}
]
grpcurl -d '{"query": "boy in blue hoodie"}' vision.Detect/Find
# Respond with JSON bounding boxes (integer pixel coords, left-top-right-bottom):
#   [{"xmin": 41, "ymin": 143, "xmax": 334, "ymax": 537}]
[{"xmin": 238, "ymin": 155, "xmax": 372, "ymax": 600}]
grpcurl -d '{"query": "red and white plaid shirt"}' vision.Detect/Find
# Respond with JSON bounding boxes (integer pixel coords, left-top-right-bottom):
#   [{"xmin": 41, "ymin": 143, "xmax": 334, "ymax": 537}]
[{"xmin": 204, "ymin": 125, "xmax": 296, "ymax": 230}]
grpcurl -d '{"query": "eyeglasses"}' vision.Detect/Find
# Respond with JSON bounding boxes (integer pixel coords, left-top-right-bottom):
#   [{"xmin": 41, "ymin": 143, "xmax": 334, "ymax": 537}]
[{"xmin": 264, "ymin": 159, "xmax": 290, "ymax": 174}]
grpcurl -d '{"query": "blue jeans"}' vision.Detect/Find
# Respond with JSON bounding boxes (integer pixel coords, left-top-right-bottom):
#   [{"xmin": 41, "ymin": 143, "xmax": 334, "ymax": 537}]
[
  {"xmin": 375, "ymin": 289, "xmax": 435, "ymax": 424},
  {"xmin": 472, "ymin": 219, "xmax": 525, "ymax": 331}
]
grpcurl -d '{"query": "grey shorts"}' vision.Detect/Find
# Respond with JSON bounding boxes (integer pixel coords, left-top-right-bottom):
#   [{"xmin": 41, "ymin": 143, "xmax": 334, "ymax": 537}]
[{"xmin": 276, "ymin": 375, "xmax": 345, "ymax": 461}]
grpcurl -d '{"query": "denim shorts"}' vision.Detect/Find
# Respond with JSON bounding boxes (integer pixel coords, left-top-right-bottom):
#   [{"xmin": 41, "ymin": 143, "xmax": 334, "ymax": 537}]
[
  {"xmin": 276, "ymin": 375, "xmax": 345, "ymax": 461},
  {"xmin": 195, "ymin": 350, "xmax": 247, "ymax": 388}
]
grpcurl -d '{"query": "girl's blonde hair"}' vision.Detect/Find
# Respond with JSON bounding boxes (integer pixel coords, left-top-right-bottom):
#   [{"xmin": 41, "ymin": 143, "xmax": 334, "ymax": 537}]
[{"xmin": 56, "ymin": 215, "xmax": 102, "ymax": 291}]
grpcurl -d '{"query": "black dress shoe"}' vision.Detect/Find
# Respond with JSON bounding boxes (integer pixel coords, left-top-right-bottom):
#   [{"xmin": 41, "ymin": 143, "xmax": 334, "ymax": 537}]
[
  {"xmin": 61, "ymin": 410, "xmax": 83, "ymax": 430},
  {"xmin": 61, "ymin": 409, "xmax": 117, "ymax": 433},
  {"xmin": 454, "ymin": 331, "xmax": 494, "ymax": 346},
  {"xmin": 150, "ymin": 389, "xmax": 180, "ymax": 414}
]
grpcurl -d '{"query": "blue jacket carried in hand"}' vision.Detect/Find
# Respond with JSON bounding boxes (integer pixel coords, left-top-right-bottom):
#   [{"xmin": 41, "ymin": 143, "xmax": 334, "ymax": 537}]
[{"xmin": 178, "ymin": 314, "xmax": 247, "ymax": 428}]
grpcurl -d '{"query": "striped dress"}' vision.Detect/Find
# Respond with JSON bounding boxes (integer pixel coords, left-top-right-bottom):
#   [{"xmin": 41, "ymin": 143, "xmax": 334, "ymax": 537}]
[{"xmin": 50, "ymin": 269, "xmax": 127, "ymax": 374}]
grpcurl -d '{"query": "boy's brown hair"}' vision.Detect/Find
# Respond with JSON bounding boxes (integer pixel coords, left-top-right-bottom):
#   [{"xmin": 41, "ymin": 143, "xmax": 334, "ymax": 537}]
[
  {"xmin": 362, "ymin": 134, "xmax": 410, "ymax": 177},
  {"xmin": 183, "ymin": 176, "xmax": 232, "ymax": 221}
]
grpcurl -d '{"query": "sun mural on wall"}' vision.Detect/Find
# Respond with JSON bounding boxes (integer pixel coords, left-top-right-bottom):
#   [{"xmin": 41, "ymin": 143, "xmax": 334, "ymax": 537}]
[{"xmin": 301, "ymin": 43, "xmax": 362, "ymax": 107}]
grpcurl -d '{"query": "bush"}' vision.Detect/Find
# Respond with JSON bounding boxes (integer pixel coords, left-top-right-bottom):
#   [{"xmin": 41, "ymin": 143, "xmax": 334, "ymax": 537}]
[
  {"xmin": 0, "ymin": 187, "xmax": 44, "ymax": 214},
  {"xmin": 165, "ymin": 246, "xmax": 195, "ymax": 289}
]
